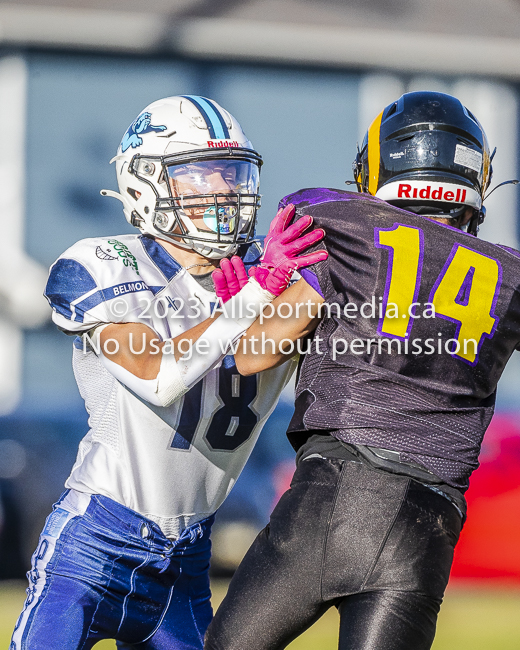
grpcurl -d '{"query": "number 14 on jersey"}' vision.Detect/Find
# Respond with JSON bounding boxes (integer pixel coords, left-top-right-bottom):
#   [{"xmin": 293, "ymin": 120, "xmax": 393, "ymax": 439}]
[{"xmin": 375, "ymin": 224, "xmax": 502, "ymax": 365}]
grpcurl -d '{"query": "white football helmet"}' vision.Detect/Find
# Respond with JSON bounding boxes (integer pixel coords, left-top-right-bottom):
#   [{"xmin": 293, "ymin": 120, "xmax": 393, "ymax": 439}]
[{"xmin": 101, "ymin": 95, "xmax": 262, "ymax": 259}]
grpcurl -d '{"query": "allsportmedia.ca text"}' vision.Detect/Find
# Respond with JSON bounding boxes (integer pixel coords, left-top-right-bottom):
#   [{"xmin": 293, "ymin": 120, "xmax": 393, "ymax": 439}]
[{"xmin": 109, "ymin": 294, "xmax": 437, "ymax": 324}]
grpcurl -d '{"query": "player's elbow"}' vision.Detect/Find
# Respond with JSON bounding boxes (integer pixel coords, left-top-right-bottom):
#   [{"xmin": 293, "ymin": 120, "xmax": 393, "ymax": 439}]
[{"xmin": 235, "ymin": 354, "xmax": 267, "ymax": 376}]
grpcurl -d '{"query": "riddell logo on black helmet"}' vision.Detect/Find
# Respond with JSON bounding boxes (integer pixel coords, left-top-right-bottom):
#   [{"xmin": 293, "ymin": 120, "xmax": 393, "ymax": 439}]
[
  {"xmin": 398, "ymin": 184, "xmax": 467, "ymax": 203},
  {"xmin": 375, "ymin": 180, "xmax": 481, "ymax": 208}
]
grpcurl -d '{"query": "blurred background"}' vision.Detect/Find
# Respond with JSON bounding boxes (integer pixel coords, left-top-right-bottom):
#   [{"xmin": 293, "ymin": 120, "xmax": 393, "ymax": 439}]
[{"xmin": 1, "ymin": 0, "xmax": 520, "ymax": 647}]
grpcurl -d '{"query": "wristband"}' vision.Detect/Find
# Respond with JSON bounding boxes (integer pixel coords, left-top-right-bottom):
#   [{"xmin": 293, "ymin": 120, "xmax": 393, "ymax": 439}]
[{"xmin": 176, "ymin": 277, "xmax": 275, "ymax": 387}]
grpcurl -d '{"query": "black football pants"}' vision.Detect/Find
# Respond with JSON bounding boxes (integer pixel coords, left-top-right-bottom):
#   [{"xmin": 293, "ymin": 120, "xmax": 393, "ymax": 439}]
[{"xmin": 205, "ymin": 454, "xmax": 462, "ymax": 650}]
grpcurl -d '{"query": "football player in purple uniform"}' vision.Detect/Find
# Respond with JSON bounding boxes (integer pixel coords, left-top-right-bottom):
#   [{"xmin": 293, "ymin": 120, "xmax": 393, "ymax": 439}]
[{"xmin": 204, "ymin": 91, "xmax": 520, "ymax": 650}]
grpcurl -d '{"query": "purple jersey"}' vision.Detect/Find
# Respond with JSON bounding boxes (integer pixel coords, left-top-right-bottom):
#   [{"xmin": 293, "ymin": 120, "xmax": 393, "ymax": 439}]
[{"xmin": 282, "ymin": 189, "xmax": 520, "ymax": 491}]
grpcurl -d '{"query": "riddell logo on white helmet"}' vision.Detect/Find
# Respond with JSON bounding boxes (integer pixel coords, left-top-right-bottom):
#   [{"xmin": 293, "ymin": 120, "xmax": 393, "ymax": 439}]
[
  {"xmin": 376, "ymin": 180, "xmax": 481, "ymax": 208},
  {"xmin": 207, "ymin": 140, "xmax": 240, "ymax": 148}
]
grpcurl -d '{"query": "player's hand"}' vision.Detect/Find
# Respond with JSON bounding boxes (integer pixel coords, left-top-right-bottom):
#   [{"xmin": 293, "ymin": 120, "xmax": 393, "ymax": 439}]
[
  {"xmin": 212, "ymin": 256, "xmax": 249, "ymax": 303},
  {"xmin": 249, "ymin": 204, "xmax": 328, "ymax": 296}
]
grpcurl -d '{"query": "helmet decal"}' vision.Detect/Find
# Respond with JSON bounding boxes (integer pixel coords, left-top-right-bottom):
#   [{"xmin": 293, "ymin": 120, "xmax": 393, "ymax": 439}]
[
  {"xmin": 453, "ymin": 144, "xmax": 482, "ymax": 173},
  {"xmin": 482, "ymin": 146, "xmax": 492, "ymax": 194},
  {"xmin": 367, "ymin": 110, "xmax": 383, "ymax": 195},
  {"xmin": 180, "ymin": 95, "xmax": 230, "ymax": 140},
  {"xmin": 120, "ymin": 112, "xmax": 167, "ymax": 153},
  {"xmin": 376, "ymin": 180, "xmax": 481, "ymax": 209}
]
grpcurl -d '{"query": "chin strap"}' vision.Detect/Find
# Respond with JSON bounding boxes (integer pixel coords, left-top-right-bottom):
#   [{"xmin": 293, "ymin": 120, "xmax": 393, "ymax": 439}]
[
  {"xmin": 483, "ymin": 178, "xmax": 519, "ymax": 201},
  {"xmin": 468, "ymin": 179, "xmax": 519, "ymax": 236},
  {"xmin": 467, "ymin": 207, "xmax": 485, "ymax": 236}
]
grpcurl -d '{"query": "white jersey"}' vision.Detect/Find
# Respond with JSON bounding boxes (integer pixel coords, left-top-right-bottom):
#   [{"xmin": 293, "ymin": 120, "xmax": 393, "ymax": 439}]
[{"xmin": 45, "ymin": 234, "xmax": 295, "ymax": 538}]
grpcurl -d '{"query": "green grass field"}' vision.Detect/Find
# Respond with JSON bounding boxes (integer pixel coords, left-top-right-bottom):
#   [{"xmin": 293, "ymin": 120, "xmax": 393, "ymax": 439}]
[{"xmin": 3, "ymin": 580, "xmax": 520, "ymax": 649}]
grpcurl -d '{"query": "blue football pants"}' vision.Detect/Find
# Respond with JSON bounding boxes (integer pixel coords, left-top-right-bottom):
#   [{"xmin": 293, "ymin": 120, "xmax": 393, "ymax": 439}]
[{"xmin": 11, "ymin": 490, "xmax": 214, "ymax": 649}]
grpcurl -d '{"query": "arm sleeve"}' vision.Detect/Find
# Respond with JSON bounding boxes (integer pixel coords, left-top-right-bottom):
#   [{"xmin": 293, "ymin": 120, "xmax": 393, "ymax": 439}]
[{"xmin": 91, "ymin": 279, "xmax": 276, "ymax": 408}]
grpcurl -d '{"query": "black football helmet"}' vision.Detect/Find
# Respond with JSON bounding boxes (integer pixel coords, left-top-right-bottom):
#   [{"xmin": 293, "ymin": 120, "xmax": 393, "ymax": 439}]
[{"xmin": 353, "ymin": 91, "xmax": 493, "ymax": 235}]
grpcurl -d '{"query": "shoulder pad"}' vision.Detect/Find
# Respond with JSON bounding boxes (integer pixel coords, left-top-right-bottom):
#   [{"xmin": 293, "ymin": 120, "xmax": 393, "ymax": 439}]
[
  {"xmin": 45, "ymin": 256, "xmax": 99, "ymax": 324},
  {"xmin": 45, "ymin": 235, "xmax": 140, "ymax": 329},
  {"xmin": 278, "ymin": 188, "xmax": 361, "ymax": 211},
  {"xmin": 495, "ymin": 243, "xmax": 520, "ymax": 260}
]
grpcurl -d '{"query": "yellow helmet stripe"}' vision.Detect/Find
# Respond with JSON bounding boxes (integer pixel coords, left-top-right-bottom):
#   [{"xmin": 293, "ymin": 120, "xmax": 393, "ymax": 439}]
[{"xmin": 367, "ymin": 110, "xmax": 383, "ymax": 195}]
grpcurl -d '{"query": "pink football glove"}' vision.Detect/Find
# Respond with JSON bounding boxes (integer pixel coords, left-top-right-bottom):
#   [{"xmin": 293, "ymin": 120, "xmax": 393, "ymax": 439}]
[
  {"xmin": 212, "ymin": 256, "xmax": 249, "ymax": 303},
  {"xmin": 212, "ymin": 203, "xmax": 328, "ymax": 302},
  {"xmin": 249, "ymin": 203, "xmax": 328, "ymax": 296}
]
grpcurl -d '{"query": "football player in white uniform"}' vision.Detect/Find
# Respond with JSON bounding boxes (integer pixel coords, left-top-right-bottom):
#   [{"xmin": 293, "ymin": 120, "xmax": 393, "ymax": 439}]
[{"xmin": 11, "ymin": 95, "xmax": 327, "ymax": 650}]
